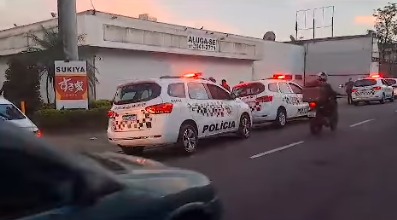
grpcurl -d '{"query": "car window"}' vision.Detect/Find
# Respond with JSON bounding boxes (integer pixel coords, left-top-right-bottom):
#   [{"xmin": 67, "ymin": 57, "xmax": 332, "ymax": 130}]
[
  {"xmin": 232, "ymin": 83, "xmax": 265, "ymax": 98},
  {"xmin": 278, "ymin": 82, "xmax": 292, "ymax": 94},
  {"xmin": 268, "ymin": 83, "xmax": 279, "ymax": 92},
  {"xmin": 0, "ymin": 149, "xmax": 74, "ymax": 219},
  {"xmin": 168, "ymin": 83, "xmax": 186, "ymax": 98},
  {"xmin": 385, "ymin": 79, "xmax": 397, "ymax": 86},
  {"xmin": 113, "ymin": 82, "xmax": 161, "ymax": 105},
  {"xmin": 206, "ymin": 84, "xmax": 232, "ymax": 100},
  {"xmin": 289, "ymin": 83, "xmax": 303, "ymax": 94},
  {"xmin": 354, "ymin": 79, "xmax": 376, "ymax": 87},
  {"xmin": 0, "ymin": 104, "xmax": 25, "ymax": 120},
  {"xmin": 188, "ymin": 83, "xmax": 210, "ymax": 100}
]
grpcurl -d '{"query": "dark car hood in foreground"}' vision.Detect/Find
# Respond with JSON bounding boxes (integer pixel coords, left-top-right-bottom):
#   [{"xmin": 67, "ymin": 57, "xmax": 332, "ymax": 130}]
[{"xmin": 88, "ymin": 152, "xmax": 214, "ymax": 199}]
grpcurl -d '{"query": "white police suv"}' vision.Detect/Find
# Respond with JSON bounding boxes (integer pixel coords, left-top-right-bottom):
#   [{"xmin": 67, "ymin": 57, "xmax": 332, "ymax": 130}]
[
  {"xmin": 232, "ymin": 76, "xmax": 309, "ymax": 127},
  {"xmin": 352, "ymin": 75, "xmax": 394, "ymax": 105},
  {"xmin": 107, "ymin": 73, "xmax": 252, "ymax": 155}
]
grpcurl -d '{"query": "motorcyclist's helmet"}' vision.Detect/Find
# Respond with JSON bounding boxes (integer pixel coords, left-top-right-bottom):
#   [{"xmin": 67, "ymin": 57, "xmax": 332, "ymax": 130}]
[{"xmin": 317, "ymin": 72, "xmax": 328, "ymax": 82}]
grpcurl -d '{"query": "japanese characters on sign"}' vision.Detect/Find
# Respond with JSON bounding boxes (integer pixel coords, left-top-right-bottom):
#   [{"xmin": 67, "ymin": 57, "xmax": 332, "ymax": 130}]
[
  {"xmin": 187, "ymin": 35, "xmax": 218, "ymax": 52},
  {"xmin": 54, "ymin": 61, "xmax": 89, "ymax": 110}
]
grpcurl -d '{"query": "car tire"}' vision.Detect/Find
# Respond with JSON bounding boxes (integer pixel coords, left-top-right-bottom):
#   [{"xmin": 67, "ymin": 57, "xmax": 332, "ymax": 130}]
[
  {"xmin": 380, "ymin": 93, "xmax": 386, "ymax": 104},
  {"xmin": 274, "ymin": 108, "xmax": 287, "ymax": 128},
  {"xmin": 237, "ymin": 113, "xmax": 251, "ymax": 138},
  {"xmin": 178, "ymin": 123, "xmax": 198, "ymax": 154},
  {"xmin": 352, "ymin": 101, "xmax": 359, "ymax": 106},
  {"xmin": 120, "ymin": 146, "xmax": 144, "ymax": 155}
]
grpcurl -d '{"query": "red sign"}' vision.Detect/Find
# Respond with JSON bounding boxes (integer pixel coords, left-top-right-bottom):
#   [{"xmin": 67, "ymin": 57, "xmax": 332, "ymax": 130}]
[{"xmin": 55, "ymin": 75, "xmax": 88, "ymax": 100}]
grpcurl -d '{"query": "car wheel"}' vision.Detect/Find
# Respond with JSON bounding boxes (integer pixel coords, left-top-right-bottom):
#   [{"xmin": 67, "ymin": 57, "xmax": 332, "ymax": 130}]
[
  {"xmin": 178, "ymin": 123, "xmax": 198, "ymax": 154},
  {"xmin": 352, "ymin": 101, "xmax": 359, "ymax": 106},
  {"xmin": 120, "ymin": 146, "xmax": 144, "ymax": 155},
  {"xmin": 237, "ymin": 113, "xmax": 251, "ymax": 138},
  {"xmin": 380, "ymin": 93, "xmax": 386, "ymax": 104},
  {"xmin": 274, "ymin": 108, "xmax": 287, "ymax": 128}
]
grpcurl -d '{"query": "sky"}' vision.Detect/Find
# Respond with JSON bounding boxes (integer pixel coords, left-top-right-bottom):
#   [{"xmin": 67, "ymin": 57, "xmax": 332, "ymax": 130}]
[{"xmin": 0, "ymin": 0, "xmax": 391, "ymax": 41}]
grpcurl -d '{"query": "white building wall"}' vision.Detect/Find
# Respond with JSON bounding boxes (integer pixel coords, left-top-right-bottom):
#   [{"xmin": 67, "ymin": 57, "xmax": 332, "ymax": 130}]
[
  {"xmin": 94, "ymin": 49, "xmax": 253, "ymax": 100},
  {"xmin": 253, "ymin": 41, "xmax": 304, "ymax": 80}
]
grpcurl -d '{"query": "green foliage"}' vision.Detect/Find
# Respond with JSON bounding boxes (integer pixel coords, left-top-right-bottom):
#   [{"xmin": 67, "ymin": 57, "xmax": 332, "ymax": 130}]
[
  {"xmin": 374, "ymin": 3, "xmax": 397, "ymax": 45},
  {"xmin": 33, "ymin": 107, "xmax": 109, "ymax": 131},
  {"xmin": 3, "ymin": 57, "xmax": 42, "ymax": 116},
  {"xmin": 89, "ymin": 99, "xmax": 112, "ymax": 109}
]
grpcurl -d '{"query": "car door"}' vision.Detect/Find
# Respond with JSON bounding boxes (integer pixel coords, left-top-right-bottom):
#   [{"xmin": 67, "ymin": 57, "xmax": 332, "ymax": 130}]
[
  {"xmin": 278, "ymin": 82, "xmax": 297, "ymax": 118},
  {"xmin": 288, "ymin": 82, "xmax": 309, "ymax": 116},
  {"xmin": 205, "ymin": 83, "xmax": 239, "ymax": 134},
  {"xmin": 186, "ymin": 82, "xmax": 213, "ymax": 137},
  {"xmin": 381, "ymin": 79, "xmax": 393, "ymax": 98}
]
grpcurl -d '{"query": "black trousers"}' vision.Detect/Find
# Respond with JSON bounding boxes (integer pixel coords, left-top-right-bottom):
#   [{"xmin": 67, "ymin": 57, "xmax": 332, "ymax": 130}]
[{"xmin": 347, "ymin": 92, "xmax": 352, "ymax": 104}]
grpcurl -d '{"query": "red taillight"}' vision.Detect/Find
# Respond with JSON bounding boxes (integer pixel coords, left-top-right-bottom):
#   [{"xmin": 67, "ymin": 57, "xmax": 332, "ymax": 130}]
[
  {"xmin": 309, "ymin": 102, "xmax": 317, "ymax": 110},
  {"xmin": 373, "ymin": 86, "xmax": 382, "ymax": 91},
  {"xmin": 256, "ymin": 95, "xmax": 273, "ymax": 102},
  {"xmin": 145, "ymin": 103, "xmax": 173, "ymax": 114},
  {"xmin": 108, "ymin": 111, "xmax": 119, "ymax": 118},
  {"xmin": 352, "ymin": 89, "xmax": 358, "ymax": 93},
  {"xmin": 36, "ymin": 130, "xmax": 43, "ymax": 138}
]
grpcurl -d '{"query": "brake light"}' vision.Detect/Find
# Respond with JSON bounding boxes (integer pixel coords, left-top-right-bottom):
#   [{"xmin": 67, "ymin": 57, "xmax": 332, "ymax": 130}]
[
  {"xmin": 371, "ymin": 74, "xmax": 381, "ymax": 78},
  {"xmin": 309, "ymin": 102, "xmax": 317, "ymax": 110},
  {"xmin": 108, "ymin": 111, "xmax": 119, "ymax": 118},
  {"xmin": 256, "ymin": 95, "xmax": 273, "ymax": 102},
  {"xmin": 373, "ymin": 86, "xmax": 382, "ymax": 91},
  {"xmin": 145, "ymin": 103, "xmax": 173, "ymax": 114},
  {"xmin": 35, "ymin": 130, "xmax": 43, "ymax": 138},
  {"xmin": 352, "ymin": 89, "xmax": 358, "ymax": 93}
]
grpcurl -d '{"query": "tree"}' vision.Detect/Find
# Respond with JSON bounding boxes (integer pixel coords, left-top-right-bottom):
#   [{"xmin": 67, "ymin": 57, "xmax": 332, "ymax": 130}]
[
  {"xmin": 3, "ymin": 57, "xmax": 42, "ymax": 116},
  {"xmin": 24, "ymin": 26, "xmax": 97, "ymax": 103},
  {"xmin": 374, "ymin": 3, "xmax": 397, "ymax": 56}
]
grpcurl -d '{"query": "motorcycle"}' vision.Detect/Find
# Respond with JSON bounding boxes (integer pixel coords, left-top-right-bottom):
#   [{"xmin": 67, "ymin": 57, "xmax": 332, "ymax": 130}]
[{"xmin": 308, "ymin": 97, "xmax": 341, "ymax": 135}]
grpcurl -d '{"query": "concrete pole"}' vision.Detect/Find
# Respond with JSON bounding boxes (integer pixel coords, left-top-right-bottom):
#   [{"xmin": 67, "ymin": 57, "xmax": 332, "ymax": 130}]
[{"xmin": 57, "ymin": 0, "xmax": 79, "ymax": 60}]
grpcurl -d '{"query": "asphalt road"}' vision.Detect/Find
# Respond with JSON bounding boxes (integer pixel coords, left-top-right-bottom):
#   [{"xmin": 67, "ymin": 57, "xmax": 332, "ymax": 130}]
[{"xmin": 46, "ymin": 100, "xmax": 397, "ymax": 220}]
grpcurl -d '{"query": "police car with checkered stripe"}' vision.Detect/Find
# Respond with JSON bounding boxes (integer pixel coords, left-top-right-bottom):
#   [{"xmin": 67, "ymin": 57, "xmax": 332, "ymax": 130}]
[
  {"xmin": 352, "ymin": 75, "xmax": 394, "ymax": 105},
  {"xmin": 232, "ymin": 75, "xmax": 309, "ymax": 127},
  {"xmin": 107, "ymin": 73, "xmax": 252, "ymax": 155}
]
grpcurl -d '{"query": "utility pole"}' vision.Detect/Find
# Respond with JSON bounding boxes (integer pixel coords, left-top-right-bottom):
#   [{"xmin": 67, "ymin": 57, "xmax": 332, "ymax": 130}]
[{"xmin": 57, "ymin": 0, "xmax": 79, "ymax": 60}]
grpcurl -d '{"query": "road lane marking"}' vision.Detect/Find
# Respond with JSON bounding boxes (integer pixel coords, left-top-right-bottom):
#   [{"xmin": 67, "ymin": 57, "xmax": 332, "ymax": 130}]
[
  {"xmin": 349, "ymin": 119, "xmax": 374, "ymax": 128},
  {"xmin": 250, "ymin": 141, "xmax": 305, "ymax": 159}
]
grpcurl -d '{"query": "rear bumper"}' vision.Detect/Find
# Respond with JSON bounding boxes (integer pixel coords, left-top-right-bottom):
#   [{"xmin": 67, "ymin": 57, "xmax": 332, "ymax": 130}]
[{"xmin": 107, "ymin": 128, "xmax": 179, "ymax": 147}]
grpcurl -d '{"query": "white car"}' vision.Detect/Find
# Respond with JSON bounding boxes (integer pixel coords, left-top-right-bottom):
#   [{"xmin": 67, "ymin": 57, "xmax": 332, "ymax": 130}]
[
  {"xmin": 232, "ymin": 78, "xmax": 309, "ymax": 127},
  {"xmin": 384, "ymin": 78, "xmax": 397, "ymax": 97},
  {"xmin": 0, "ymin": 97, "xmax": 41, "ymax": 137},
  {"xmin": 107, "ymin": 73, "xmax": 253, "ymax": 155},
  {"xmin": 352, "ymin": 76, "xmax": 394, "ymax": 105}
]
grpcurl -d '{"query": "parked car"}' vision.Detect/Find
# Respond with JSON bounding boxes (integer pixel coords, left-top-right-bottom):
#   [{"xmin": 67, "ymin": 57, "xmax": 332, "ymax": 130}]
[
  {"xmin": 232, "ymin": 76, "xmax": 309, "ymax": 127},
  {"xmin": 0, "ymin": 121, "xmax": 222, "ymax": 220},
  {"xmin": 107, "ymin": 72, "xmax": 252, "ymax": 155},
  {"xmin": 0, "ymin": 96, "xmax": 42, "ymax": 137},
  {"xmin": 352, "ymin": 75, "xmax": 394, "ymax": 105}
]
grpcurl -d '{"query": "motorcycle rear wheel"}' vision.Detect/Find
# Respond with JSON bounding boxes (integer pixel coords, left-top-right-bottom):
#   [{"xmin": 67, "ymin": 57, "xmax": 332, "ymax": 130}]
[{"xmin": 310, "ymin": 120, "xmax": 323, "ymax": 135}]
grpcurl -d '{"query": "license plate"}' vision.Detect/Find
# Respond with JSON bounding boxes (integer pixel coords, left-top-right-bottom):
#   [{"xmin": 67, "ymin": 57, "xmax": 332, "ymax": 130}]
[
  {"xmin": 122, "ymin": 115, "xmax": 137, "ymax": 121},
  {"xmin": 308, "ymin": 111, "xmax": 316, "ymax": 118}
]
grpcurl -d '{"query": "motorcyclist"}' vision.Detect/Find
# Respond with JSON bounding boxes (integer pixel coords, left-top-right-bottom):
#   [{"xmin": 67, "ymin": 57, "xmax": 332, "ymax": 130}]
[{"xmin": 316, "ymin": 72, "xmax": 338, "ymax": 117}]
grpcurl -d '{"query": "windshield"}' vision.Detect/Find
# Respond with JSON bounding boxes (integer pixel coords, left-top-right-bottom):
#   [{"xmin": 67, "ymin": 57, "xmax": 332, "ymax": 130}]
[
  {"xmin": 113, "ymin": 82, "xmax": 161, "ymax": 105},
  {"xmin": 0, "ymin": 104, "xmax": 25, "ymax": 120},
  {"xmin": 386, "ymin": 79, "xmax": 397, "ymax": 85},
  {"xmin": 354, "ymin": 79, "xmax": 377, "ymax": 87}
]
